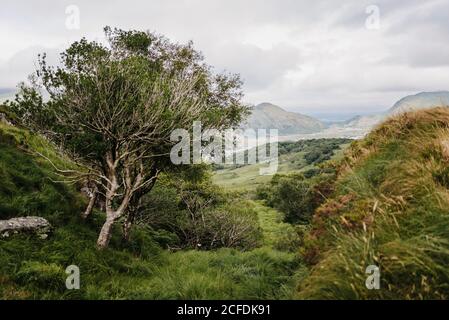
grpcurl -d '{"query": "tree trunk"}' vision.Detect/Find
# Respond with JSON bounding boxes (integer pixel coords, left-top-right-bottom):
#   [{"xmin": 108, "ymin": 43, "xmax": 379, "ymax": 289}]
[
  {"xmin": 121, "ymin": 172, "xmax": 158, "ymax": 242},
  {"xmin": 96, "ymin": 160, "xmax": 159, "ymax": 249},
  {"xmin": 122, "ymin": 212, "xmax": 135, "ymax": 242},
  {"xmin": 97, "ymin": 217, "xmax": 115, "ymax": 249},
  {"xmin": 97, "ymin": 190, "xmax": 131, "ymax": 249},
  {"xmin": 81, "ymin": 189, "xmax": 97, "ymax": 219}
]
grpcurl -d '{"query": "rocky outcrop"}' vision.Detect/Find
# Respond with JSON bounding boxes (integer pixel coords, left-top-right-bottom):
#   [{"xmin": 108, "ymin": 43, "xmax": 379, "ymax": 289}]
[{"xmin": 0, "ymin": 217, "xmax": 52, "ymax": 239}]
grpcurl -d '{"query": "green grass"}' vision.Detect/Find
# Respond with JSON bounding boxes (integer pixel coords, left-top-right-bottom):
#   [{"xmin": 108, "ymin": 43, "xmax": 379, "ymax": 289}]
[
  {"xmin": 131, "ymin": 200, "xmax": 300, "ymax": 300},
  {"xmin": 297, "ymin": 108, "xmax": 449, "ymax": 299},
  {"xmin": 0, "ymin": 123, "xmax": 83, "ymax": 220},
  {"xmin": 115, "ymin": 248, "xmax": 298, "ymax": 299},
  {"xmin": 0, "ymin": 121, "xmax": 299, "ymax": 299}
]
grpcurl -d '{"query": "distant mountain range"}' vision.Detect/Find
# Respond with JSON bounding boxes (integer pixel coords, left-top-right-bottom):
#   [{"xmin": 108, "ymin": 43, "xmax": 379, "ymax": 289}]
[
  {"xmin": 3, "ymin": 87, "xmax": 449, "ymax": 138},
  {"xmin": 0, "ymin": 88, "xmax": 16, "ymax": 102},
  {"xmin": 245, "ymin": 91, "xmax": 449, "ymax": 138},
  {"xmin": 243, "ymin": 102, "xmax": 325, "ymax": 135},
  {"xmin": 328, "ymin": 91, "xmax": 449, "ymax": 135},
  {"xmin": 343, "ymin": 91, "xmax": 449, "ymax": 129},
  {"xmin": 336, "ymin": 114, "xmax": 384, "ymax": 129}
]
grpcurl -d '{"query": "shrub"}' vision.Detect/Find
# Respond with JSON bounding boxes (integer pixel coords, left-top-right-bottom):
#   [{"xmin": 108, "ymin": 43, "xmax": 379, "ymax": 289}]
[
  {"xmin": 136, "ymin": 172, "xmax": 262, "ymax": 250},
  {"xmin": 273, "ymin": 224, "xmax": 305, "ymax": 252},
  {"xmin": 201, "ymin": 203, "xmax": 263, "ymax": 250},
  {"xmin": 257, "ymin": 163, "xmax": 338, "ymax": 224}
]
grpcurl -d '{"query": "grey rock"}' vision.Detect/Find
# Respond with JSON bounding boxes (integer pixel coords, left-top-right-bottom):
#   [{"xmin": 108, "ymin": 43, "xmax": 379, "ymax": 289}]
[{"xmin": 0, "ymin": 216, "xmax": 52, "ymax": 239}]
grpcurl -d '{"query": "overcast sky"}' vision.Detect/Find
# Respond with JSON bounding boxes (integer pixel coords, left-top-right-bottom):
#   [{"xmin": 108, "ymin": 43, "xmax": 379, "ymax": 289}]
[{"xmin": 1, "ymin": 0, "xmax": 449, "ymax": 114}]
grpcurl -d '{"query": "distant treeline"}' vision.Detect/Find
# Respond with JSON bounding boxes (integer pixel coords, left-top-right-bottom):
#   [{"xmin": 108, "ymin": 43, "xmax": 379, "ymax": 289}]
[
  {"xmin": 278, "ymin": 138, "xmax": 353, "ymax": 164},
  {"xmin": 214, "ymin": 138, "xmax": 352, "ymax": 171}
]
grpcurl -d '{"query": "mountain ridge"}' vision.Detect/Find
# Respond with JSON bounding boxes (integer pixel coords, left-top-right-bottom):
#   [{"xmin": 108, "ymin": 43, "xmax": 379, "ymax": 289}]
[
  {"xmin": 243, "ymin": 102, "xmax": 325, "ymax": 135},
  {"xmin": 388, "ymin": 91, "xmax": 449, "ymax": 114}
]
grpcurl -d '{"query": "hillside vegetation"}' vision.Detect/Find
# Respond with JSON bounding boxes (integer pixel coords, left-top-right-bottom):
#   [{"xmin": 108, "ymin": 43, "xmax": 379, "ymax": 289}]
[
  {"xmin": 213, "ymin": 138, "xmax": 351, "ymax": 191},
  {"xmin": 0, "ymin": 120, "xmax": 298, "ymax": 299},
  {"xmin": 297, "ymin": 107, "xmax": 449, "ymax": 299},
  {"xmin": 2, "ymin": 106, "xmax": 448, "ymax": 300}
]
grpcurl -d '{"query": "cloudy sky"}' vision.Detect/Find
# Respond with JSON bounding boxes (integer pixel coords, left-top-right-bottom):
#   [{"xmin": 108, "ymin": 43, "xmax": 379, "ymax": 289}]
[{"xmin": 1, "ymin": 0, "xmax": 449, "ymax": 115}]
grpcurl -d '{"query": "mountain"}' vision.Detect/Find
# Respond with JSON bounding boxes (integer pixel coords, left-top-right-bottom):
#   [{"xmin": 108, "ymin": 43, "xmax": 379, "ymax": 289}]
[
  {"xmin": 338, "ymin": 114, "xmax": 384, "ymax": 129},
  {"xmin": 329, "ymin": 91, "xmax": 449, "ymax": 136},
  {"xmin": 388, "ymin": 91, "xmax": 449, "ymax": 114},
  {"xmin": 0, "ymin": 88, "xmax": 16, "ymax": 103},
  {"xmin": 243, "ymin": 102, "xmax": 325, "ymax": 135}
]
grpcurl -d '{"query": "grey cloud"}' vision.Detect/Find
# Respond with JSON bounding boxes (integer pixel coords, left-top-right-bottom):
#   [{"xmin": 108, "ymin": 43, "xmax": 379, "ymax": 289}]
[
  {"xmin": 206, "ymin": 43, "xmax": 302, "ymax": 91},
  {"xmin": 1, "ymin": 0, "xmax": 448, "ymax": 113},
  {"xmin": 0, "ymin": 46, "xmax": 60, "ymax": 87}
]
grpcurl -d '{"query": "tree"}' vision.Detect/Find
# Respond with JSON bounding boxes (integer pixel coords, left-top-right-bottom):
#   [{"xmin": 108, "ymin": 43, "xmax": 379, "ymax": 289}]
[
  {"xmin": 10, "ymin": 27, "xmax": 248, "ymax": 249},
  {"xmin": 274, "ymin": 175, "xmax": 313, "ymax": 223}
]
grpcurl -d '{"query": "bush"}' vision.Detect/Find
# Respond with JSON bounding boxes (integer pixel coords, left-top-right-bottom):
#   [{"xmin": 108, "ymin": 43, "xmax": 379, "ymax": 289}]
[
  {"xmin": 257, "ymin": 165, "xmax": 337, "ymax": 224},
  {"xmin": 200, "ymin": 203, "xmax": 263, "ymax": 250},
  {"xmin": 274, "ymin": 175, "xmax": 314, "ymax": 223},
  {"xmin": 278, "ymin": 138, "xmax": 352, "ymax": 164},
  {"xmin": 273, "ymin": 224, "xmax": 305, "ymax": 252},
  {"xmin": 257, "ymin": 173, "xmax": 315, "ymax": 223},
  {"xmin": 136, "ymin": 172, "xmax": 262, "ymax": 250}
]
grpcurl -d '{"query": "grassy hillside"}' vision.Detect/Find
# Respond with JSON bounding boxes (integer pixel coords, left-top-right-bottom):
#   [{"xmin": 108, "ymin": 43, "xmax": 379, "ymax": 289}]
[
  {"xmin": 297, "ymin": 107, "xmax": 449, "ymax": 299},
  {"xmin": 0, "ymin": 121, "xmax": 298, "ymax": 299},
  {"xmin": 3, "ymin": 107, "xmax": 448, "ymax": 300}
]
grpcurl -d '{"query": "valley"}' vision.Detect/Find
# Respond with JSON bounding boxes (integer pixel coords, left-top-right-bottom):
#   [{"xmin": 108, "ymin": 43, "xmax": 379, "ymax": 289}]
[
  {"xmin": 1, "ymin": 100, "xmax": 449, "ymax": 299},
  {"xmin": 0, "ymin": 23, "xmax": 448, "ymax": 301}
]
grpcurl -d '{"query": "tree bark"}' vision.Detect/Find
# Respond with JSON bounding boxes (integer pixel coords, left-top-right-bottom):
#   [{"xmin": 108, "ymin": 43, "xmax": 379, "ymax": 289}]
[
  {"xmin": 122, "ymin": 211, "xmax": 135, "ymax": 242},
  {"xmin": 97, "ymin": 187, "xmax": 132, "ymax": 249},
  {"xmin": 121, "ymin": 169, "xmax": 159, "ymax": 242},
  {"xmin": 96, "ymin": 156, "xmax": 159, "ymax": 249},
  {"xmin": 97, "ymin": 216, "xmax": 115, "ymax": 249},
  {"xmin": 96, "ymin": 152, "xmax": 121, "ymax": 249},
  {"xmin": 81, "ymin": 186, "xmax": 97, "ymax": 219}
]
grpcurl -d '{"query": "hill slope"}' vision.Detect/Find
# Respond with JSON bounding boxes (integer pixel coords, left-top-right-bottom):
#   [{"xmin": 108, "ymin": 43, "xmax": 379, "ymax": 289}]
[
  {"xmin": 0, "ymin": 119, "xmax": 298, "ymax": 299},
  {"xmin": 297, "ymin": 107, "xmax": 449, "ymax": 299},
  {"xmin": 389, "ymin": 91, "xmax": 449, "ymax": 115},
  {"xmin": 243, "ymin": 103, "xmax": 325, "ymax": 135},
  {"xmin": 329, "ymin": 91, "xmax": 449, "ymax": 136}
]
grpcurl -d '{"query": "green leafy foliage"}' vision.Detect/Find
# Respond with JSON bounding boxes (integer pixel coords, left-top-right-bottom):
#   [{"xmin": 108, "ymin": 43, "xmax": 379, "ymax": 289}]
[
  {"xmin": 256, "ymin": 169, "xmax": 336, "ymax": 224},
  {"xmin": 136, "ymin": 173, "xmax": 262, "ymax": 250},
  {"xmin": 278, "ymin": 138, "xmax": 352, "ymax": 165}
]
